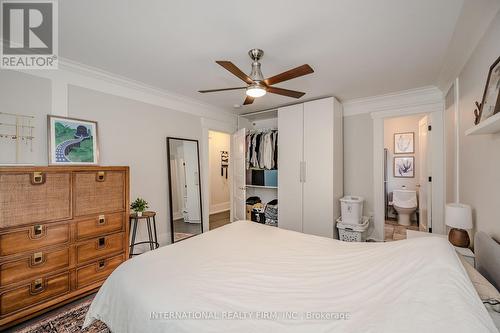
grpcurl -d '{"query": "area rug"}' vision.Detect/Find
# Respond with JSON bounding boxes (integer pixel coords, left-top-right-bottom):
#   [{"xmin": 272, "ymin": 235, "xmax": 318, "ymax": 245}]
[{"xmin": 14, "ymin": 298, "xmax": 109, "ymax": 333}]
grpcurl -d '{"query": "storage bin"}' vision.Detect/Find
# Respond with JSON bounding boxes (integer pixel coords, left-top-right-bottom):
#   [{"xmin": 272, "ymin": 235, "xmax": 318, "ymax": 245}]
[
  {"xmin": 246, "ymin": 197, "xmax": 262, "ymax": 221},
  {"xmin": 264, "ymin": 170, "xmax": 278, "ymax": 187},
  {"xmin": 340, "ymin": 196, "xmax": 364, "ymax": 224},
  {"xmin": 251, "ymin": 170, "xmax": 265, "ymax": 186},
  {"xmin": 336, "ymin": 216, "xmax": 369, "ymax": 242},
  {"xmin": 251, "ymin": 210, "xmax": 266, "ymax": 223},
  {"xmin": 264, "ymin": 199, "xmax": 278, "ymax": 225}
]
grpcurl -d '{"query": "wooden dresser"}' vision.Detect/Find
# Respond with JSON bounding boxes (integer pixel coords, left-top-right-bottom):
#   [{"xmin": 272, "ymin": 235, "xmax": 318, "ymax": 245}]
[{"xmin": 0, "ymin": 166, "xmax": 129, "ymax": 328}]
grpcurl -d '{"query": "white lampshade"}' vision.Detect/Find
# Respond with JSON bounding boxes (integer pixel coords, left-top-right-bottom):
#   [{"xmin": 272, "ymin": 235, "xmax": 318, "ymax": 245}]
[{"xmin": 445, "ymin": 203, "xmax": 473, "ymax": 230}]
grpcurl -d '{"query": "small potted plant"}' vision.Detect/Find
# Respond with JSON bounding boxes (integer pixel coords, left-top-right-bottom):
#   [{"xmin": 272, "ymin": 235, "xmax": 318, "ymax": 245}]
[{"xmin": 131, "ymin": 197, "xmax": 149, "ymax": 217}]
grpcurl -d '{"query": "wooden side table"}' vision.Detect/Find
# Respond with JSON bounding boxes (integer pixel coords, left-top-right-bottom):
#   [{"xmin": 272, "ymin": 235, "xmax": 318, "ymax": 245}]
[{"xmin": 129, "ymin": 211, "xmax": 159, "ymax": 257}]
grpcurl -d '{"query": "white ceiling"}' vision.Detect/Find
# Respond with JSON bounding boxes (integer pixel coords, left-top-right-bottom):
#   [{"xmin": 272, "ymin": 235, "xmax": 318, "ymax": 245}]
[{"xmin": 60, "ymin": 0, "xmax": 467, "ymax": 113}]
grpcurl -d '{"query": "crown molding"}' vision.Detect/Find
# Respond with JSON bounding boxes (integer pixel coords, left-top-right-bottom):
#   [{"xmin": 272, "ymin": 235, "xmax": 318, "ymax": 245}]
[
  {"xmin": 13, "ymin": 57, "xmax": 236, "ymax": 123},
  {"xmin": 342, "ymin": 86, "xmax": 443, "ymax": 117}
]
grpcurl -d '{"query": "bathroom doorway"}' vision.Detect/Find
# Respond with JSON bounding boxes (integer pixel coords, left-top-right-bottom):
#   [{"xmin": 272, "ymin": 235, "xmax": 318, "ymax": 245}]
[
  {"xmin": 208, "ymin": 130, "xmax": 232, "ymax": 230},
  {"xmin": 382, "ymin": 113, "xmax": 434, "ymax": 241}
]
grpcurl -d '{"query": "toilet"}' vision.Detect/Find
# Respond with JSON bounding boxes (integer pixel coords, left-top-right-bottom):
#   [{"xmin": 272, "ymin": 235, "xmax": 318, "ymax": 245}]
[{"xmin": 392, "ymin": 189, "xmax": 418, "ymax": 226}]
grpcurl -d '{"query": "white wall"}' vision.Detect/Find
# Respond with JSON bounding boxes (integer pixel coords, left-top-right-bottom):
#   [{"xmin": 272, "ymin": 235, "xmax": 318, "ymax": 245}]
[
  {"xmin": 343, "ymin": 113, "xmax": 374, "ymax": 217},
  {"xmin": 444, "ymin": 82, "xmax": 458, "ymax": 204},
  {"xmin": 384, "ymin": 114, "xmax": 422, "ymax": 195},
  {"xmin": 0, "ymin": 71, "xmax": 51, "ymax": 165},
  {"xmin": 452, "ymin": 12, "xmax": 500, "ymax": 240},
  {"xmin": 208, "ymin": 131, "xmax": 230, "ymax": 214}
]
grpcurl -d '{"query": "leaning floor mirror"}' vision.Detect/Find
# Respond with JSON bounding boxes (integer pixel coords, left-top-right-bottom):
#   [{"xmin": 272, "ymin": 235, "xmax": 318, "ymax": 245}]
[{"xmin": 167, "ymin": 137, "xmax": 203, "ymax": 243}]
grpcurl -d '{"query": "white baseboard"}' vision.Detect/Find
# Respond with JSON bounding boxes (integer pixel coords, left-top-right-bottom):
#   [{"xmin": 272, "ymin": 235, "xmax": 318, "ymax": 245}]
[
  {"xmin": 173, "ymin": 211, "xmax": 183, "ymax": 220},
  {"xmin": 210, "ymin": 202, "xmax": 230, "ymax": 215}
]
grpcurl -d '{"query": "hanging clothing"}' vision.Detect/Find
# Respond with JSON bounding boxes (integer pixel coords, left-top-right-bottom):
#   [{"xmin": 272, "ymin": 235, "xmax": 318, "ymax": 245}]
[
  {"xmin": 250, "ymin": 133, "xmax": 259, "ymax": 167},
  {"xmin": 262, "ymin": 132, "xmax": 274, "ymax": 170},
  {"xmin": 245, "ymin": 129, "xmax": 278, "ymax": 170}
]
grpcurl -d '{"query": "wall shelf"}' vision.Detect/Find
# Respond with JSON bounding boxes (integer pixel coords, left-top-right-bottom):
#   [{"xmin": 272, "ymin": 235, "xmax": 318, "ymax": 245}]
[
  {"xmin": 246, "ymin": 185, "xmax": 278, "ymax": 189},
  {"xmin": 465, "ymin": 112, "xmax": 500, "ymax": 136}
]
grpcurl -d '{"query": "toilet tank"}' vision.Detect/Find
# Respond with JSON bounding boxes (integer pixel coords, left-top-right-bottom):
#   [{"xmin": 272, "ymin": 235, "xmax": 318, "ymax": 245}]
[{"xmin": 393, "ymin": 190, "xmax": 417, "ymax": 208}]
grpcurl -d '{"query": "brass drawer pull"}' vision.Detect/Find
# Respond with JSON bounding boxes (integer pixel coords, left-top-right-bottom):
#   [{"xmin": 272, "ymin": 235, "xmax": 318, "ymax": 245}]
[
  {"xmin": 96, "ymin": 171, "xmax": 106, "ymax": 182},
  {"xmin": 97, "ymin": 215, "xmax": 106, "ymax": 225},
  {"xmin": 32, "ymin": 224, "xmax": 44, "ymax": 238},
  {"xmin": 31, "ymin": 172, "xmax": 45, "ymax": 185},
  {"xmin": 31, "ymin": 278, "xmax": 44, "ymax": 294},
  {"xmin": 32, "ymin": 252, "xmax": 44, "ymax": 265},
  {"xmin": 98, "ymin": 259, "xmax": 106, "ymax": 269},
  {"xmin": 98, "ymin": 237, "xmax": 106, "ymax": 249}
]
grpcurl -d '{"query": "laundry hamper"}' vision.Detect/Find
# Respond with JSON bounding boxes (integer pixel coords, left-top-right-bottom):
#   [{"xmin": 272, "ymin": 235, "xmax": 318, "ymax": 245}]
[
  {"xmin": 340, "ymin": 196, "xmax": 364, "ymax": 224},
  {"xmin": 336, "ymin": 216, "xmax": 370, "ymax": 242}
]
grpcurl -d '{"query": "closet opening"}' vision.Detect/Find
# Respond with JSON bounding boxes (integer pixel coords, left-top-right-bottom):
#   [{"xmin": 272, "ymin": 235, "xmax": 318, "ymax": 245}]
[
  {"xmin": 208, "ymin": 130, "xmax": 231, "ymax": 230},
  {"xmin": 233, "ymin": 109, "xmax": 279, "ymax": 226}
]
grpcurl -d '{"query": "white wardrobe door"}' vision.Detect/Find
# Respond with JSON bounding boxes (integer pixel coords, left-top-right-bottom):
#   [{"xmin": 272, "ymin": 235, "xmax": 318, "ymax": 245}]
[
  {"xmin": 278, "ymin": 103, "xmax": 303, "ymax": 232},
  {"xmin": 232, "ymin": 128, "xmax": 247, "ymax": 221},
  {"xmin": 303, "ymin": 98, "xmax": 334, "ymax": 238}
]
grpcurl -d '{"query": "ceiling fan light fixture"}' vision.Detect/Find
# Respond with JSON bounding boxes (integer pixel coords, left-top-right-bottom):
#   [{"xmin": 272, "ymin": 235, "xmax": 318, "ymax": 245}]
[{"xmin": 246, "ymin": 84, "xmax": 266, "ymax": 98}]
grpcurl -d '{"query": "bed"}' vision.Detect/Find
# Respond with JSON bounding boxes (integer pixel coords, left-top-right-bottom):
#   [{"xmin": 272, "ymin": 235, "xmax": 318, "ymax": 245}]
[{"xmin": 84, "ymin": 221, "xmax": 497, "ymax": 332}]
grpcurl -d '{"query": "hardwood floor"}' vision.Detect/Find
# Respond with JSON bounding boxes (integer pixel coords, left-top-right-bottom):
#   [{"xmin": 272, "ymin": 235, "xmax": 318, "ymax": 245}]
[
  {"xmin": 209, "ymin": 210, "xmax": 230, "ymax": 230},
  {"xmin": 173, "ymin": 218, "xmax": 202, "ymax": 234}
]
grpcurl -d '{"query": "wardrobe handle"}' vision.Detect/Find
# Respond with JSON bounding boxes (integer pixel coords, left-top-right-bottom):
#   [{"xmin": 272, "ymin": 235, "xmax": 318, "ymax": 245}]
[{"xmin": 300, "ymin": 161, "xmax": 306, "ymax": 183}]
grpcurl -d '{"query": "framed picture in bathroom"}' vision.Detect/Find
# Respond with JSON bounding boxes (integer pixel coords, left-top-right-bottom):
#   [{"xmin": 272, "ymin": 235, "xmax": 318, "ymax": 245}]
[
  {"xmin": 394, "ymin": 132, "xmax": 414, "ymax": 154},
  {"xmin": 394, "ymin": 156, "xmax": 414, "ymax": 178}
]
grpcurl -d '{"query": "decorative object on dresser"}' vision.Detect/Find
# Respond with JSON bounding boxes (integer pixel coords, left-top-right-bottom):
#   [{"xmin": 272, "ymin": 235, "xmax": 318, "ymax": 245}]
[
  {"xmin": 47, "ymin": 115, "xmax": 99, "ymax": 165},
  {"xmin": 130, "ymin": 197, "xmax": 149, "ymax": 217},
  {"xmin": 0, "ymin": 166, "xmax": 129, "ymax": 330},
  {"xmin": 0, "ymin": 112, "xmax": 35, "ymax": 164},
  {"xmin": 478, "ymin": 55, "xmax": 500, "ymax": 123},
  {"xmin": 394, "ymin": 132, "xmax": 414, "ymax": 154},
  {"xmin": 129, "ymin": 211, "xmax": 159, "ymax": 258},
  {"xmin": 445, "ymin": 203, "xmax": 473, "ymax": 248}
]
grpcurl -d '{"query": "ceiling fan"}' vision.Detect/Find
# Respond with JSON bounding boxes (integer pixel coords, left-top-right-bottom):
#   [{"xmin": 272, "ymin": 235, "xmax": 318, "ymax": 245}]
[{"xmin": 198, "ymin": 49, "xmax": 314, "ymax": 105}]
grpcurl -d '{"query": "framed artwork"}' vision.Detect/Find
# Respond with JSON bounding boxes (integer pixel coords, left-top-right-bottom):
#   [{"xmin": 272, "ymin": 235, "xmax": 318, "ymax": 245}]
[
  {"xmin": 47, "ymin": 115, "xmax": 99, "ymax": 165},
  {"xmin": 394, "ymin": 156, "xmax": 414, "ymax": 178},
  {"xmin": 394, "ymin": 132, "xmax": 414, "ymax": 154},
  {"xmin": 479, "ymin": 55, "xmax": 500, "ymax": 123}
]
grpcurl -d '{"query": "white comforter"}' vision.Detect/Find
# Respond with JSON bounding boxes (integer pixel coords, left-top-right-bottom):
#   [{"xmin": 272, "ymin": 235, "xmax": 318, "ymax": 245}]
[{"xmin": 84, "ymin": 221, "xmax": 497, "ymax": 332}]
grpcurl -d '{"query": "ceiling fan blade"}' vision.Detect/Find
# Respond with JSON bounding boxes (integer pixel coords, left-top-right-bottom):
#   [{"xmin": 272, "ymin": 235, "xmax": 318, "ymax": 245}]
[
  {"xmin": 216, "ymin": 61, "xmax": 254, "ymax": 84},
  {"xmin": 267, "ymin": 86, "xmax": 305, "ymax": 99},
  {"xmin": 264, "ymin": 64, "xmax": 314, "ymax": 86},
  {"xmin": 243, "ymin": 96, "xmax": 254, "ymax": 105},
  {"xmin": 198, "ymin": 87, "xmax": 247, "ymax": 93}
]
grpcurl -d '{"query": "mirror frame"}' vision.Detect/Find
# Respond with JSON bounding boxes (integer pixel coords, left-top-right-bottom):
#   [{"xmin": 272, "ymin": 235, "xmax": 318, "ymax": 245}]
[{"xmin": 166, "ymin": 137, "xmax": 204, "ymax": 243}]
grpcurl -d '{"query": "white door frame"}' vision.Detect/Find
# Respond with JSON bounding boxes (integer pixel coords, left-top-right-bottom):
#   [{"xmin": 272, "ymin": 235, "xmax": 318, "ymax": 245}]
[
  {"xmin": 371, "ymin": 104, "xmax": 445, "ymax": 241},
  {"xmin": 201, "ymin": 118, "xmax": 237, "ymax": 233}
]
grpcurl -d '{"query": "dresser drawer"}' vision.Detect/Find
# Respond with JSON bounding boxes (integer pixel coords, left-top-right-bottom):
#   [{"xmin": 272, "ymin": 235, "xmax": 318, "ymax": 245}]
[
  {"xmin": 0, "ymin": 172, "xmax": 71, "ymax": 229},
  {"xmin": 76, "ymin": 254, "xmax": 124, "ymax": 289},
  {"xmin": 0, "ymin": 223, "xmax": 70, "ymax": 257},
  {"xmin": 0, "ymin": 272, "xmax": 70, "ymax": 316},
  {"xmin": 76, "ymin": 212, "xmax": 124, "ymax": 240},
  {"xmin": 0, "ymin": 247, "xmax": 69, "ymax": 287},
  {"xmin": 74, "ymin": 171, "xmax": 125, "ymax": 216},
  {"xmin": 76, "ymin": 232, "xmax": 124, "ymax": 264}
]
